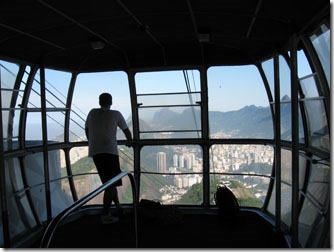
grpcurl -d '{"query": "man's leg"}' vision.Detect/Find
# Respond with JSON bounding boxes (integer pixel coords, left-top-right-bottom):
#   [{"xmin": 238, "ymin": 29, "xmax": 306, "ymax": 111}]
[
  {"xmin": 111, "ymin": 186, "xmax": 120, "ymax": 207},
  {"xmin": 103, "ymin": 186, "xmax": 113, "ymax": 215},
  {"xmin": 111, "ymin": 186, "xmax": 124, "ymax": 218}
]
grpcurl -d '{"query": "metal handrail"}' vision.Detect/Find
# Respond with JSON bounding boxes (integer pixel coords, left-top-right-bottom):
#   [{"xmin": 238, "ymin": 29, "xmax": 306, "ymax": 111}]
[{"xmin": 40, "ymin": 171, "xmax": 138, "ymax": 248}]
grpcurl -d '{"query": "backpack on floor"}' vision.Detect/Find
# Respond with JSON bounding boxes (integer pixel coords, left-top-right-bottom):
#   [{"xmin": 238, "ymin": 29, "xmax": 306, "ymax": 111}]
[
  {"xmin": 214, "ymin": 184, "xmax": 240, "ymax": 216},
  {"xmin": 139, "ymin": 199, "xmax": 183, "ymax": 225}
]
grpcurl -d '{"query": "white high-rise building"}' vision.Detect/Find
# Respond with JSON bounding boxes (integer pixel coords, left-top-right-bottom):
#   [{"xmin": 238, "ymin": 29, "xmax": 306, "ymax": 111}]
[
  {"xmin": 157, "ymin": 152, "xmax": 167, "ymax": 173},
  {"xmin": 179, "ymin": 155, "xmax": 185, "ymax": 168},
  {"xmin": 173, "ymin": 154, "xmax": 178, "ymax": 167}
]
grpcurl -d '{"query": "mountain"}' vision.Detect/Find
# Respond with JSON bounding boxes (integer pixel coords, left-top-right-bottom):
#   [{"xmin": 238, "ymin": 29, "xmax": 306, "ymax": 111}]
[
  {"xmin": 209, "ymin": 105, "xmax": 273, "ymax": 138},
  {"xmin": 151, "ymin": 105, "xmax": 275, "ymax": 138}
]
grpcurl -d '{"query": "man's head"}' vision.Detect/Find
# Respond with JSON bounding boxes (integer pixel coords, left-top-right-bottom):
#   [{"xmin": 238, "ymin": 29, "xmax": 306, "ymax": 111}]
[{"xmin": 99, "ymin": 92, "xmax": 112, "ymax": 107}]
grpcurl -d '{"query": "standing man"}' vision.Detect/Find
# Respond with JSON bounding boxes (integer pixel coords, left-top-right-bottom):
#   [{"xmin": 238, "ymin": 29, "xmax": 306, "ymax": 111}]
[{"xmin": 85, "ymin": 92, "xmax": 132, "ymax": 224}]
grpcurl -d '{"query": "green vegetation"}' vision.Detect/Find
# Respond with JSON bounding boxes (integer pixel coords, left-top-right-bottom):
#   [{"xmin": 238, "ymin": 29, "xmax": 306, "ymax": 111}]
[
  {"xmin": 176, "ymin": 177, "xmax": 263, "ymax": 208},
  {"xmin": 176, "ymin": 183, "xmax": 203, "ymax": 204},
  {"xmin": 66, "ymin": 149, "xmax": 267, "ymax": 209},
  {"xmin": 61, "ymin": 156, "xmax": 95, "ymax": 177}
]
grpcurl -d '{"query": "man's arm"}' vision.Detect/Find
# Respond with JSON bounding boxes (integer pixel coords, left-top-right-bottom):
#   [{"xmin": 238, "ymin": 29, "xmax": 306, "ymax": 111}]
[{"xmin": 122, "ymin": 128, "xmax": 132, "ymax": 147}]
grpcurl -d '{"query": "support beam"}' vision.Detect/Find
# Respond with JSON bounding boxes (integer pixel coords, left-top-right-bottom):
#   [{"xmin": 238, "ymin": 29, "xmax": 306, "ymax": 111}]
[{"xmin": 290, "ymin": 33, "xmax": 300, "ymax": 248}]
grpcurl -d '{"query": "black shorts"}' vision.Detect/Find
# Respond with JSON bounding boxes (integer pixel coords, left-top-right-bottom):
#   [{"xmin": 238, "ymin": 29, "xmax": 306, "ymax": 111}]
[{"xmin": 93, "ymin": 153, "xmax": 122, "ymax": 187}]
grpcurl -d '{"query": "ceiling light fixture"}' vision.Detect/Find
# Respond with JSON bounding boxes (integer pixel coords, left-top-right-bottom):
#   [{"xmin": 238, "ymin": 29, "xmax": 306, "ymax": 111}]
[
  {"xmin": 90, "ymin": 40, "xmax": 106, "ymax": 50},
  {"xmin": 198, "ymin": 33, "xmax": 210, "ymax": 43}
]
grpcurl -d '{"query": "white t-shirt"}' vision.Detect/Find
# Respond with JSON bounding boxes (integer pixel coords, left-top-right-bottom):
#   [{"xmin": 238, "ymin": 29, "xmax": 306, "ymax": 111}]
[{"xmin": 85, "ymin": 108, "xmax": 128, "ymax": 157}]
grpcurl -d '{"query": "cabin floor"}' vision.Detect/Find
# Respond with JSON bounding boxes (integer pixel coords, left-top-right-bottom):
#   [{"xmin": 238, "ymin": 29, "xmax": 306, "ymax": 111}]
[{"xmin": 43, "ymin": 207, "xmax": 288, "ymax": 248}]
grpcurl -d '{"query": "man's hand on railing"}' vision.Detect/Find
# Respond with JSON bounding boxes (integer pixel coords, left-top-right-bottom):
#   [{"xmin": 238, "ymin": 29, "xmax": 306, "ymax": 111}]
[{"xmin": 125, "ymin": 139, "xmax": 133, "ymax": 147}]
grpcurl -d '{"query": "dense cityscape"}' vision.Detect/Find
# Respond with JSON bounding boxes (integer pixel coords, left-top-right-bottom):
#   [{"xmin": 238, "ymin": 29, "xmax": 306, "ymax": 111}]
[
  {"xmin": 61, "ymin": 129, "xmax": 274, "ymax": 205},
  {"xmin": 154, "ymin": 135, "xmax": 274, "ymax": 203}
]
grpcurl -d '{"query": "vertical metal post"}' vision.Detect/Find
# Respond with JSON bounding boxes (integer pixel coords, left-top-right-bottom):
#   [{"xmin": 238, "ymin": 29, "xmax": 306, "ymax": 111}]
[
  {"xmin": 40, "ymin": 67, "xmax": 52, "ymax": 221},
  {"xmin": 64, "ymin": 73, "xmax": 78, "ymax": 202},
  {"xmin": 290, "ymin": 33, "xmax": 300, "ymax": 248},
  {"xmin": 127, "ymin": 71, "xmax": 140, "ymax": 203},
  {"xmin": 274, "ymin": 52, "xmax": 282, "ymax": 231},
  {"xmin": 200, "ymin": 66, "xmax": 210, "ymax": 207},
  {"xmin": 0, "ymin": 64, "xmax": 11, "ymax": 247}
]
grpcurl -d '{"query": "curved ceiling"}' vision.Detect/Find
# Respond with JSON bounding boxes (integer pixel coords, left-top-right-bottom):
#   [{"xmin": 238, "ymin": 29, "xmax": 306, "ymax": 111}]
[{"xmin": 0, "ymin": 0, "xmax": 329, "ymax": 72}]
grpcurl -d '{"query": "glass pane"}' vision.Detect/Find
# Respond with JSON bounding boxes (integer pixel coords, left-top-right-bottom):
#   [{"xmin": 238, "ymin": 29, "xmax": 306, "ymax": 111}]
[
  {"xmin": 48, "ymin": 150, "xmax": 64, "ymax": 181},
  {"xmin": 299, "ymin": 197, "xmax": 322, "ymax": 247},
  {"xmin": 268, "ymin": 180, "xmax": 292, "ymax": 226},
  {"xmin": 297, "ymin": 50, "xmax": 313, "ymax": 77},
  {"xmin": 70, "ymin": 145, "xmax": 133, "ymax": 174},
  {"xmin": 23, "ymin": 152, "xmax": 47, "ymax": 221},
  {"xmin": 280, "ymin": 101, "xmax": 305, "ymax": 143},
  {"xmin": 210, "ymin": 144, "xmax": 274, "ymax": 208},
  {"xmin": 141, "ymin": 145, "xmax": 202, "ymax": 173},
  {"xmin": 45, "ymin": 69, "xmax": 71, "ymax": 108},
  {"xmin": 261, "ymin": 58, "xmax": 274, "ymax": 98},
  {"xmin": 70, "ymin": 148, "xmax": 97, "ymax": 176},
  {"xmin": 60, "ymin": 178, "xmax": 73, "ymax": 203},
  {"xmin": 136, "ymin": 70, "xmax": 201, "ymax": 94},
  {"xmin": 300, "ymin": 75, "xmax": 319, "ymax": 98},
  {"xmin": 71, "ymin": 71, "xmax": 131, "ymax": 141},
  {"xmin": 33, "ymin": 69, "xmax": 71, "ymax": 109},
  {"xmin": 47, "ymin": 111, "xmax": 65, "ymax": 142},
  {"xmin": 25, "ymin": 112, "xmax": 42, "ymax": 145},
  {"xmin": 138, "ymin": 106, "xmax": 201, "ymax": 132},
  {"xmin": 268, "ymin": 149, "xmax": 307, "ymax": 226},
  {"xmin": 116, "ymin": 175, "xmax": 134, "ymax": 204},
  {"xmin": 208, "ymin": 65, "xmax": 272, "ymax": 139},
  {"xmin": 303, "ymin": 99, "xmax": 329, "ymax": 152},
  {"xmin": 50, "ymin": 179, "xmax": 74, "ymax": 217},
  {"xmin": 210, "ymin": 174, "xmax": 270, "ymax": 208},
  {"xmin": 0, "ymin": 60, "xmax": 23, "ymax": 151},
  {"xmin": 279, "ymin": 55, "xmax": 291, "ymax": 101},
  {"xmin": 73, "ymin": 172, "xmax": 134, "ymax": 205},
  {"xmin": 27, "ymin": 69, "xmax": 41, "ymax": 108},
  {"xmin": 5, "ymin": 158, "xmax": 36, "ymax": 240},
  {"xmin": 29, "ymin": 185, "xmax": 47, "ymax": 222},
  {"xmin": 119, "ymin": 146, "xmax": 134, "ymax": 173},
  {"xmin": 1, "ymin": 86, "xmax": 12, "ymax": 111},
  {"xmin": 23, "ymin": 150, "xmax": 73, "ymax": 219},
  {"xmin": 136, "ymin": 70, "xmax": 201, "ymax": 139},
  {"xmin": 74, "ymin": 174, "xmax": 102, "ymax": 202},
  {"xmin": 139, "ymin": 173, "xmax": 203, "ymax": 205},
  {"xmin": 0, "ymin": 60, "xmax": 19, "ymax": 87},
  {"xmin": 70, "ymin": 145, "xmax": 133, "ymax": 204},
  {"xmin": 140, "ymin": 145, "xmax": 203, "ymax": 205},
  {"xmin": 306, "ymin": 160, "xmax": 330, "ymax": 208},
  {"xmin": 310, "ymin": 23, "xmax": 330, "ymax": 86}
]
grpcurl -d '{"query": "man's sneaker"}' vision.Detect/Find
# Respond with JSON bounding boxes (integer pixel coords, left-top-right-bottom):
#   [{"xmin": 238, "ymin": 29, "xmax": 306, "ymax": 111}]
[{"xmin": 101, "ymin": 214, "xmax": 119, "ymax": 224}]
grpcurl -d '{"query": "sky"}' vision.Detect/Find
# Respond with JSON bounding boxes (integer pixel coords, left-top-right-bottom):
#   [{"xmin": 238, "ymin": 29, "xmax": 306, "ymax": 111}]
[
  {"xmin": 0, "ymin": 44, "xmax": 325, "ymax": 140},
  {"xmin": 65, "ymin": 49, "xmax": 313, "ymax": 120}
]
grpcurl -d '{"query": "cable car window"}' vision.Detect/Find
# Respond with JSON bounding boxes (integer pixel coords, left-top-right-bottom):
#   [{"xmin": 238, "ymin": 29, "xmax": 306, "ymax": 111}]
[
  {"xmin": 207, "ymin": 65, "xmax": 273, "ymax": 139},
  {"xmin": 303, "ymin": 100, "xmax": 329, "ymax": 152},
  {"xmin": 135, "ymin": 70, "xmax": 201, "ymax": 139},
  {"xmin": 4, "ymin": 158, "xmax": 36, "ymax": 239},
  {"xmin": 69, "ymin": 146, "xmax": 134, "ymax": 204},
  {"xmin": 209, "ymin": 144, "xmax": 273, "ymax": 208},
  {"xmin": 261, "ymin": 58, "xmax": 275, "ymax": 98},
  {"xmin": 0, "ymin": 60, "xmax": 22, "ymax": 151},
  {"xmin": 140, "ymin": 145, "xmax": 203, "ymax": 205},
  {"xmin": 310, "ymin": 23, "xmax": 330, "ymax": 86},
  {"xmin": 71, "ymin": 71, "xmax": 131, "ymax": 141}
]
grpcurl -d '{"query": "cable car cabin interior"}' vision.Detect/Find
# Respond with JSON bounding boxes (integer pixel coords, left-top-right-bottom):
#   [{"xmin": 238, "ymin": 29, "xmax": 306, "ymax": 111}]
[{"xmin": 0, "ymin": 0, "xmax": 331, "ymax": 249}]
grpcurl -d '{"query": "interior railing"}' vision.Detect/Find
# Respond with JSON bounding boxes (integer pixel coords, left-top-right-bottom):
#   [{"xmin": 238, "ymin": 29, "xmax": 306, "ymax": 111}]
[{"xmin": 39, "ymin": 171, "xmax": 138, "ymax": 248}]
